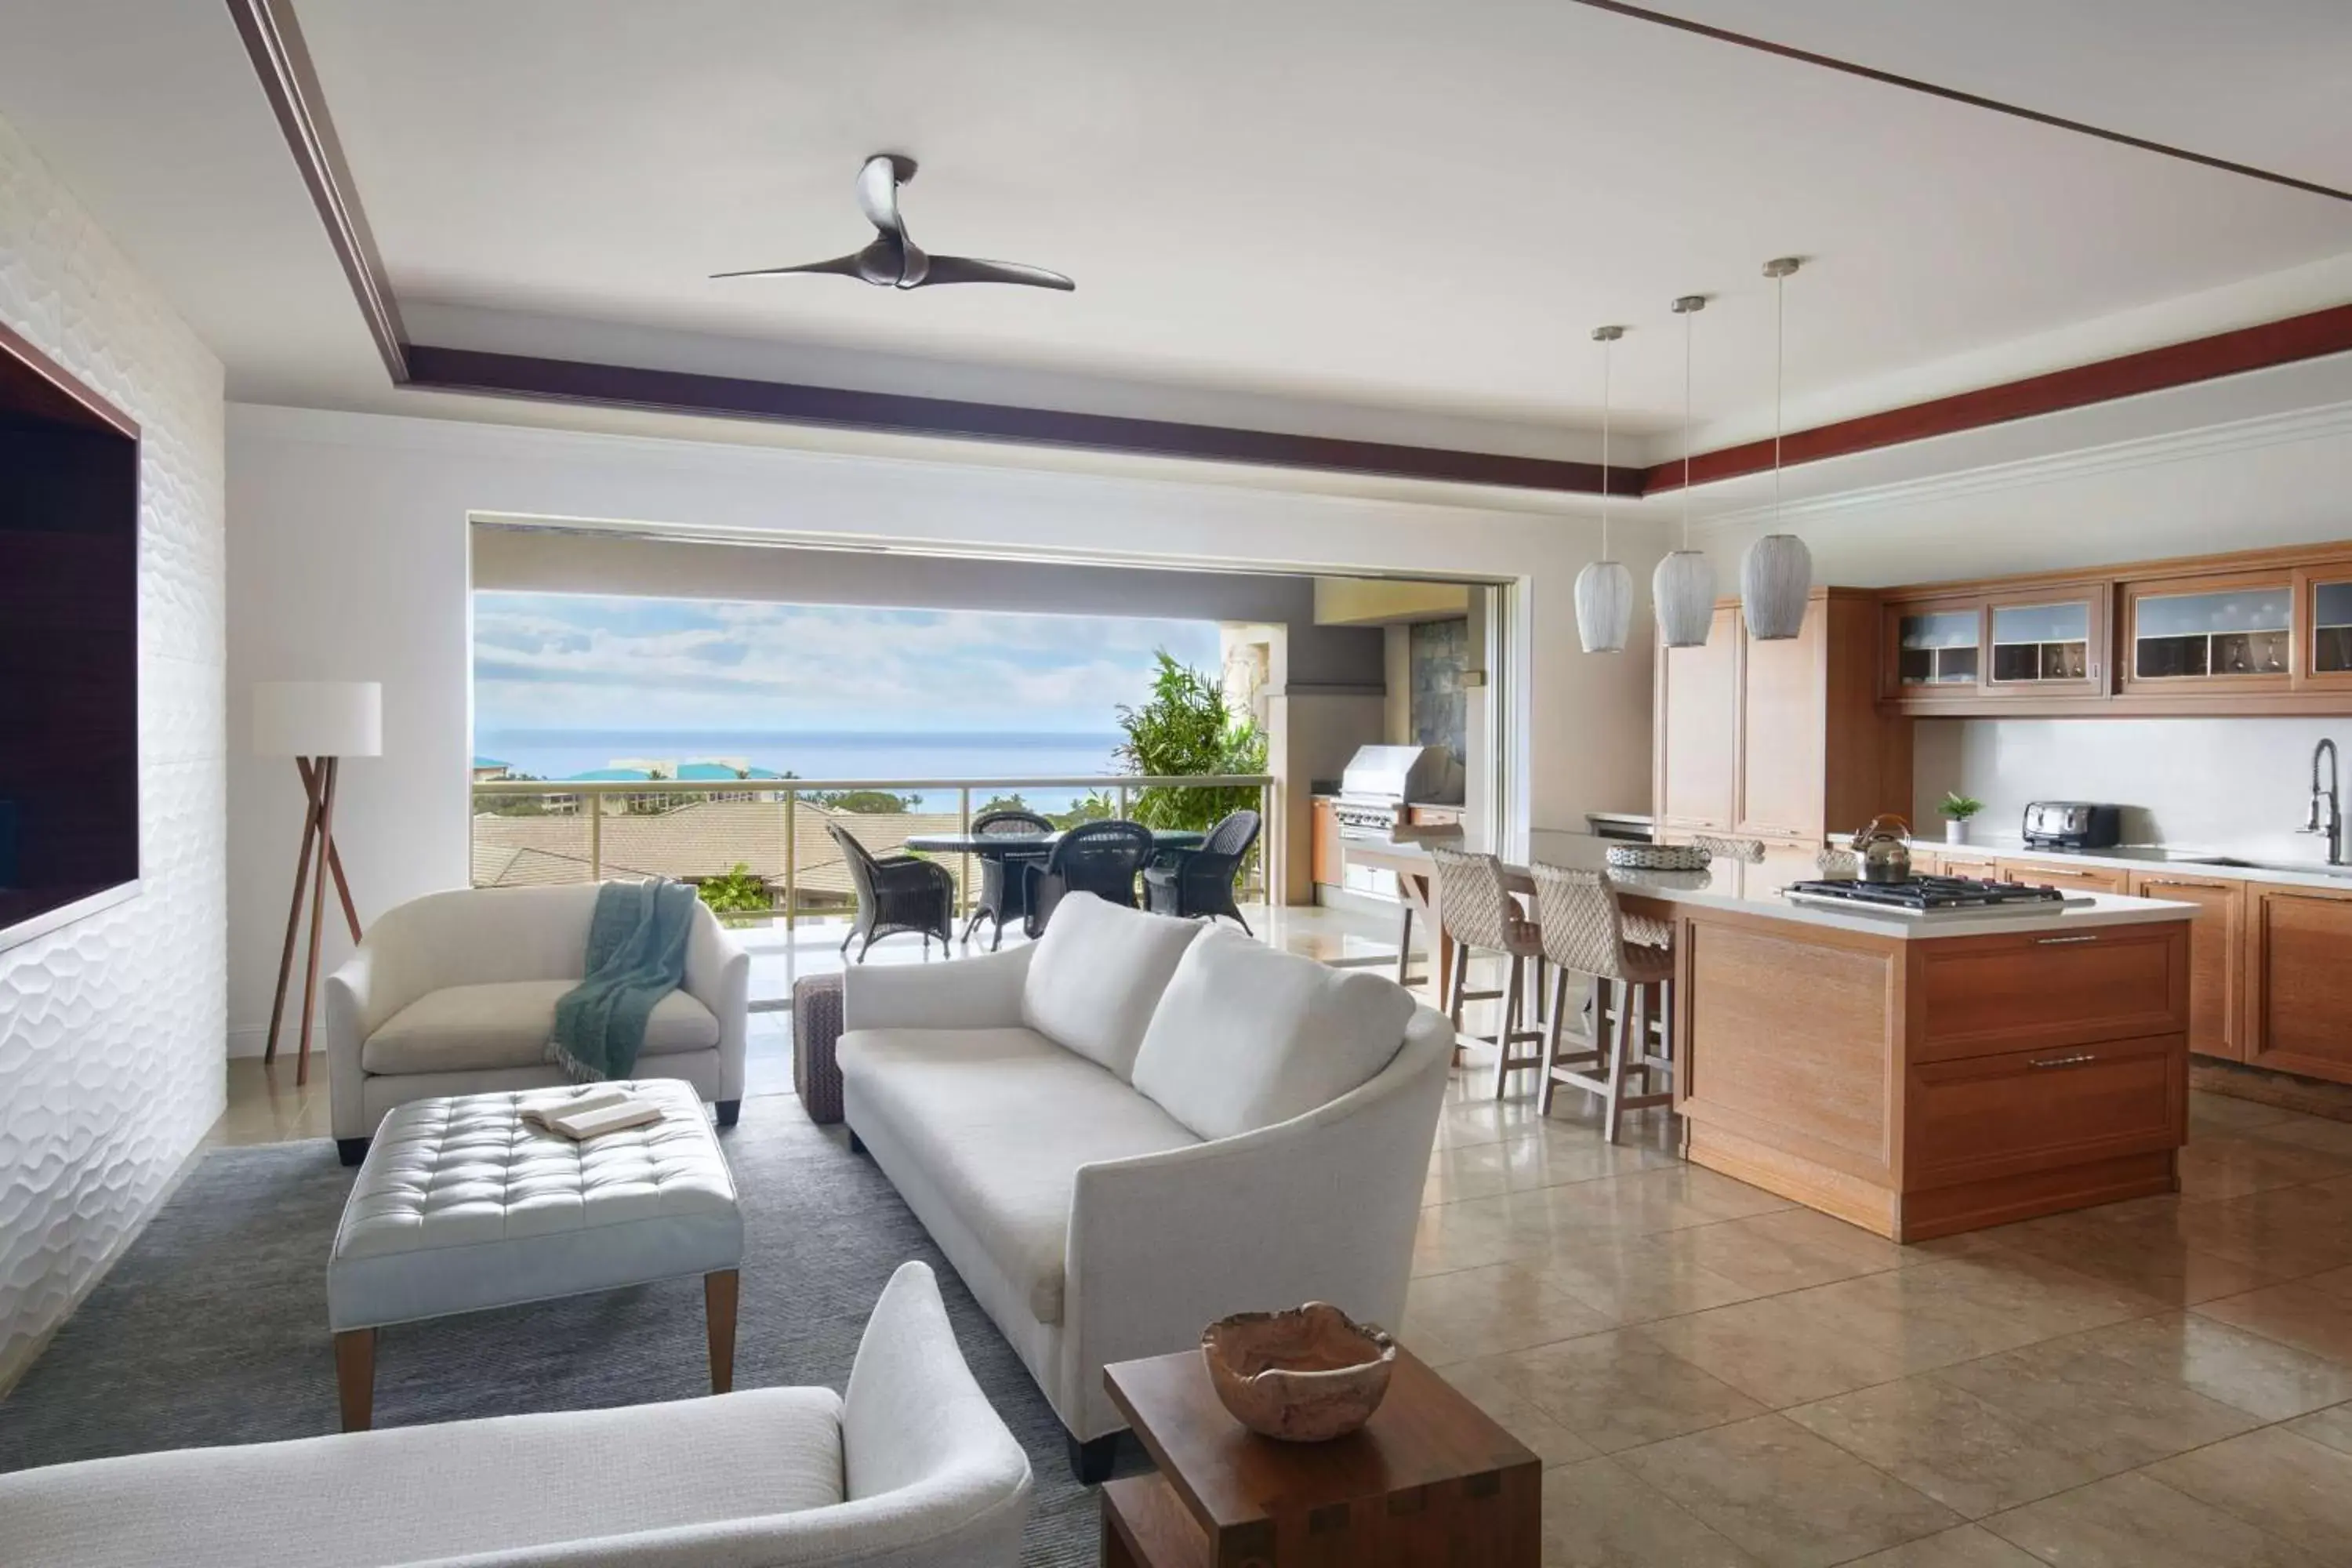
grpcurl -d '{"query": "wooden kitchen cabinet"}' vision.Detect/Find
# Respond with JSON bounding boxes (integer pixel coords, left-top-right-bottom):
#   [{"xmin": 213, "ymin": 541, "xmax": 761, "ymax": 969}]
[
  {"xmin": 2126, "ymin": 869, "xmax": 2245, "ymax": 1061},
  {"xmin": 1309, "ymin": 797, "xmax": 1341, "ymax": 887},
  {"xmin": 1654, "ymin": 603, "xmax": 1740, "ymax": 833},
  {"xmin": 1882, "ymin": 592, "xmax": 1986, "ymax": 702},
  {"xmin": 1654, "ymin": 590, "xmax": 1908, "ymax": 848},
  {"xmin": 2245, "ymin": 880, "xmax": 2352, "ymax": 1083},
  {"xmin": 2118, "ymin": 569, "xmax": 2294, "ymax": 696},
  {"xmin": 1984, "ymin": 585, "xmax": 2109, "ymax": 696},
  {"xmin": 1999, "ymin": 860, "xmax": 2131, "ymax": 895},
  {"xmin": 1935, "ymin": 851, "xmax": 2005, "ymax": 881},
  {"xmin": 1407, "ymin": 804, "xmax": 1462, "ymax": 828}
]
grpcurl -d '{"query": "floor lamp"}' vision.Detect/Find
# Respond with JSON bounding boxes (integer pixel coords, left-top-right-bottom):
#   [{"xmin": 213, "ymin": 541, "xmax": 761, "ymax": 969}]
[{"xmin": 254, "ymin": 681, "xmax": 381, "ymax": 1084}]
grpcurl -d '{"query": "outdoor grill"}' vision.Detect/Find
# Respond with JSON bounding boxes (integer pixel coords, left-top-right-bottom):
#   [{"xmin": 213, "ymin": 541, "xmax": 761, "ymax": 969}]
[{"xmin": 1333, "ymin": 744, "xmax": 1465, "ymax": 844}]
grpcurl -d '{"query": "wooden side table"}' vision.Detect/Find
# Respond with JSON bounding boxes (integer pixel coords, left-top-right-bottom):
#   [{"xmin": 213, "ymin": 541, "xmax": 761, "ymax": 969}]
[{"xmin": 1099, "ymin": 1345, "xmax": 1540, "ymax": 1566}]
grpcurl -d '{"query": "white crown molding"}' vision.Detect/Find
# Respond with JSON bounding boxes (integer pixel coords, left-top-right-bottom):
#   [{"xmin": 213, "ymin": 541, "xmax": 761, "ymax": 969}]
[{"xmin": 1688, "ymin": 398, "xmax": 2352, "ymax": 533}]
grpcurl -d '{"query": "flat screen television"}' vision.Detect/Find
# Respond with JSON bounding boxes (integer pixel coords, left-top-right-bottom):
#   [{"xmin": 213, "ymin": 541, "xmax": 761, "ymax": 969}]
[{"xmin": 0, "ymin": 321, "xmax": 140, "ymax": 953}]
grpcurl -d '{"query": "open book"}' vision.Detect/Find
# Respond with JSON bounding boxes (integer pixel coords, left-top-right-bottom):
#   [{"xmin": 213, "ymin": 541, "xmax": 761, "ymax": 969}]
[{"xmin": 521, "ymin": 1088, "xmax": 665, "ymax": 1142}]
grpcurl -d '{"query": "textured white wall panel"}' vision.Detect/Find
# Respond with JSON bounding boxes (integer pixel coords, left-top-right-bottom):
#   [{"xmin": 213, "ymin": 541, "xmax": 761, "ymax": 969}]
[{"xmin": 0, "ymin": 109, "xmax": 227, "ymax": 1385}]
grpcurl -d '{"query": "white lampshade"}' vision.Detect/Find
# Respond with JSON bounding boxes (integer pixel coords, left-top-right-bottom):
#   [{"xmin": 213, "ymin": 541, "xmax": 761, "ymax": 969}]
[
  {"xmin": 1741, "ymin": 535, "xmax": 1813, "ymax": 641},
  {"xmin": 252, "ymin": 681, "xmax": 382, "ymax": 757},
  {"xmin": 1653, "ymin": 550, "xmax": 1718, "ymax": 648},
  {"xmin": 1574, "ymin": 559, "xmax": 1634, "ymax": 654}
]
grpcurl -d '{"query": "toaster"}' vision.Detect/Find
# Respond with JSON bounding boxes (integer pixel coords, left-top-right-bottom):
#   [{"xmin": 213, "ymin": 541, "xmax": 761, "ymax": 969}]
[{"xmin": 2021, "ymin": 800, "xmax": 2122, "ymax": 850}]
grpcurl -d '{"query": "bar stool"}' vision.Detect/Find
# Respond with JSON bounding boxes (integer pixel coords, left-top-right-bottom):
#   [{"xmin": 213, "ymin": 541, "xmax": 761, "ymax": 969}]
[
  {"xmin": 1530, "ymin": 863, "xmax": 1676, "ymax": 1143},
  {"xmin": 1428, "ymin": 846, "xmax": 1548, "ymax": 1100}
]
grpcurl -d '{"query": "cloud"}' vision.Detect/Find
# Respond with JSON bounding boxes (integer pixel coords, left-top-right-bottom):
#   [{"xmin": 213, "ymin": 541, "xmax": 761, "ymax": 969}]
[{"xmin": 472, "ymin": 593, "xmax": 1220, "ymax": 734}]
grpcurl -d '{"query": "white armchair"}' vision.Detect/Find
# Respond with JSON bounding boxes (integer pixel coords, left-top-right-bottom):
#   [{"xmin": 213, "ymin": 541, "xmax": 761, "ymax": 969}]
[
  {"xmin": 326, "ymin": 884, "xmax": 749, "ymax": 1162},
  {"xmin": 837, "ymin": 895, "xmax": 1452, "ymax": 1479},
  {"xmin": 0, "ymin": 1261, "xmax": 1033, "ymax": 1568}
]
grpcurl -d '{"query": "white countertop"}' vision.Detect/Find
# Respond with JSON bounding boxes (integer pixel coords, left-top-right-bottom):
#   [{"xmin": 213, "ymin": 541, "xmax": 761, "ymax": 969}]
[
  {"xmin": 1348, "ymin": 831, "xmax": 2195, "ymax": 942},
  {"xmin": 1919, "ymin": 836, "xmax": 2352, "ymax": 894}
]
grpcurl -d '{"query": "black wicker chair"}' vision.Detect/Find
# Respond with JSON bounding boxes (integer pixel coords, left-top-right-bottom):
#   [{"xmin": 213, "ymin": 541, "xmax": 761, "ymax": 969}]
[
  {"xmin": 1023, "ymin": 819, "xmax": 1155, "ymax": 938},
  {"xmin": 827, "ymin": 820, "xmax": 955, "ymax": 961},
  {"xmin": 961, "ymin": 808, "xmax": 1054, "ymax": 951},
  {"xmin": 1142, "ymin": 808, "xmax": 1262, "ymax": 935}
]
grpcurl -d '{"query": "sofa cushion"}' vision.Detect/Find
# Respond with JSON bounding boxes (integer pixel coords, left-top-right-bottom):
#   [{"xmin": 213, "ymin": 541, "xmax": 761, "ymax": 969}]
[
  {"xmin": 0, "ymin": 1385, "xmax": 843, "ymax": 1568},
  {"xmin": 1131, "ymin": 928, "xmax": 1418, "ymax": 1141},
  {"xmin": 836, "ymin": 1025, "xmax": 1198, "ymax": 1323},
  {"xmin": 1018, "ymin": 892, "xmax": 1202, "ymax": 1079},
  {"xmin": 362, "ymin": 980, "xmax": 720, "ymax": 1076}
]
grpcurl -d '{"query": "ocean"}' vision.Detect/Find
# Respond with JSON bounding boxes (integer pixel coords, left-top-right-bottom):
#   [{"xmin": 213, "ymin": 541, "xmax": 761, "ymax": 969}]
[{"xmin": 474, "ymin": 729, "xmax": 1130, "ymax": 812}]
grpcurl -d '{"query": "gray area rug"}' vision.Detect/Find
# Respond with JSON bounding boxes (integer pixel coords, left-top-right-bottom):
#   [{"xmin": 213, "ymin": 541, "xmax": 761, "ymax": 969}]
[{"xmin": 0, "ymin": 1101, "xmax": 1136, "ymax": 1565}]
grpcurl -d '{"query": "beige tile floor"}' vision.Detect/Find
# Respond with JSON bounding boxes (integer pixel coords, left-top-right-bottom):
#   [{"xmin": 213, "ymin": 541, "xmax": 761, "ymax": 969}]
[{"xmin": 210, "ymin": 916, "xmax": 2352, "ymax": 1567}]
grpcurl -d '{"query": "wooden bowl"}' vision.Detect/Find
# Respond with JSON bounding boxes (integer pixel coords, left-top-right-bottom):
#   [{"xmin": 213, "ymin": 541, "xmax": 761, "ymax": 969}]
[{"xmin": 1200, "ymin": 1303, "xmax": 1397, "ymax": 1442}]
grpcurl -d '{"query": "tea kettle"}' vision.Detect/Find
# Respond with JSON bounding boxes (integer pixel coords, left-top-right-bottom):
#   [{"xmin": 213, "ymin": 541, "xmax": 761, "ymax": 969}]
[{"xmin": 1851, "ymin": 815, "xmax": 1913, "ymax": 884}]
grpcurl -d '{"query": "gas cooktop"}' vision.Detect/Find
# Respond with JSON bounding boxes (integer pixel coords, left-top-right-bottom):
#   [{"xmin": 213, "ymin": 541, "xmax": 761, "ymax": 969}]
[{"xmin": 1782, "ymin": 876, "xmax": 2074, "ymax": 918}]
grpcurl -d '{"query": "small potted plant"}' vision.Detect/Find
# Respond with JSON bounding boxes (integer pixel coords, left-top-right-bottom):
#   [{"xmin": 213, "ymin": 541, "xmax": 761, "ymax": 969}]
[{"xmin": 1940, "ymin": 790, "xmax": 1984, "ymax": 844}]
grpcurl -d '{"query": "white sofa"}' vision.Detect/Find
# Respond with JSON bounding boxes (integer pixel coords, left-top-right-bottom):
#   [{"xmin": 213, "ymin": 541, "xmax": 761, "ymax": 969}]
[
  {"xmin": 838, "ymin": 893, "xmax": 1454, "ymax": 1479},
  {"xmin": 0, "ymin": 1261, "xmax": 1032, "ymax": 1568},
  {"xmin": 327, "ymin": 884, "xmax": 750, "ymax": 1163}
]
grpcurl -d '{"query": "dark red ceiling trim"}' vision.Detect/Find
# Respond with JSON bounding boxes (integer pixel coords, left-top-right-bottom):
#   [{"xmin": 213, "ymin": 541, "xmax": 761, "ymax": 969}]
[
  {"xmin": 1566, "ymin": 1, "xmax": 2352, "ymax": 205},
  {"xmin": 0, "ymin": 317, "xmax": 140, "ymax": 438},
  {"xmin": 226, "ymin": 0, "xmax": 2349, "ymax": 499},
  {"xmin": 223, "ymin": 0, "xmax": 409, "ymax": 381},
  {"xmin": 1641, "ymin": 303, "xmax": 2352, "ymax": 494},
  {"xmin": 404, "ymin": 344, "xmax": 1642, "ymax": 495}
]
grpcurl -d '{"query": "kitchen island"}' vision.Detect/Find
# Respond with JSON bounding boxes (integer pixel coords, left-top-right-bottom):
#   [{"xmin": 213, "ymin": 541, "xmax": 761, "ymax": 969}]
[{"xmin": 1348, "ymin": 833, "xmax": 2198, "ymax": 1242}]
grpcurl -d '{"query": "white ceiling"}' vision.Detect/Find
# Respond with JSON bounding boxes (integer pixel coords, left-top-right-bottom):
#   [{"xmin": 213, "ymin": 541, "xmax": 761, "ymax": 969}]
[
  {"xmin": 1656, "ymin": 0, "xmax": 2352, "ymax": 194},
  {"xmin": 292, "ymin": 0, "xmax": 2352, "ymax": 441},
  {"xmin": 0, "ymin": 0, "xmax": 2345, "ymax": 477}
]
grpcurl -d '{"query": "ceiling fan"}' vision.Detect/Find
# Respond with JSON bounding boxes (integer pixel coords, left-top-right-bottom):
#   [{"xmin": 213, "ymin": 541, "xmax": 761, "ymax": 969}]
[{"xmin": 712, "ymin": 154, "xmax": 1075, "ymax": 293}]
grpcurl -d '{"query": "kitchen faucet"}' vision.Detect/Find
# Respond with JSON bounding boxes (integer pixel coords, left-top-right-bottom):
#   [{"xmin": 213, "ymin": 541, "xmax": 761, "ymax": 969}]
[{"xmin": 2306, "ymin": 739, "xmax": 2347, "ymax": 866}]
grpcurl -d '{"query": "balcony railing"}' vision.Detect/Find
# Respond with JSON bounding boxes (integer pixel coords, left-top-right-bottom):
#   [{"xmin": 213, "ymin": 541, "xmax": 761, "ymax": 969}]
[{"xmin": 469, "ymin": 773, "xmax": 1278, "ymax": 928}]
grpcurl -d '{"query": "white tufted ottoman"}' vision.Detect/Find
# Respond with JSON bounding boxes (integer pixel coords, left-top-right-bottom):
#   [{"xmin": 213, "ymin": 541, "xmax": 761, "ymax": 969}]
[{"xmin": 327, "ymin": 1080, "xmax": 743, "ymax": 1431}]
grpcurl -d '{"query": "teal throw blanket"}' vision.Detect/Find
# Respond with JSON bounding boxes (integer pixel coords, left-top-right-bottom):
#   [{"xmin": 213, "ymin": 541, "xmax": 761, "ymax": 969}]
[{"xmin": 549, "ymin": 877, "xmax": 699, "ymax": 1083}]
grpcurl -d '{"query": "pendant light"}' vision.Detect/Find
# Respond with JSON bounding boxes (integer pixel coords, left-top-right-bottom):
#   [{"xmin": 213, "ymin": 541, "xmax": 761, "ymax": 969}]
[
  {"xmin": 1652, "ymin": 293, "xmax": 1717, "ymax": 648},
  {"xmin": 1573, "ymin": 324, "xmax": 1633, "ymax": 654},
  {"xmin": 1741, "ymin": 256, "xmax": 1813, "ymax": 641}
]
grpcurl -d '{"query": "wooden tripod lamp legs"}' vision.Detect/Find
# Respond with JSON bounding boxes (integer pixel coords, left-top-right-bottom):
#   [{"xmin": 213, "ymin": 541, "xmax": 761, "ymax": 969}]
[{"xmin": 264, "ymin": 755, "xmax": 362, "ymax": 1084}]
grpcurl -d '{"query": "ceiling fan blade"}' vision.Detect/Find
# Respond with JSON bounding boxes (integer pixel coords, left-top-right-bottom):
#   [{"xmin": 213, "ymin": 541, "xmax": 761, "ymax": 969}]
[
  {"xmin": 915, "ymin": 254, "xmax": 1076, "ymax": 291},
  {"xmin": 856, "ymin": 153, "xmax": 915, "ymax": 240},
  {"xmin": 709, "ymin": 252, "xmax": 869, "ymax": 280}
]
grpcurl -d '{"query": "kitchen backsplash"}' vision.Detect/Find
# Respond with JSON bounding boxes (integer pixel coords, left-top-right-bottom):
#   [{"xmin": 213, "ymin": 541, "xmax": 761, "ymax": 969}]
[{"xmin": 1914, "ymin": 716, "xmax": 2352, "ymax": 862}]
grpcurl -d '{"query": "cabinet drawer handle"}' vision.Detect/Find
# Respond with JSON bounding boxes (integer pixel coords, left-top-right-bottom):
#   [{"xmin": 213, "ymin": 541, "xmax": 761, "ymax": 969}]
[
  {"xmin": 2034, "ymin": 934, "xmax": 2100, "ymax": 945},
  {"xmin": 2027, "ymin": 1052, "xmax": 2099, "ymax": 1070}
]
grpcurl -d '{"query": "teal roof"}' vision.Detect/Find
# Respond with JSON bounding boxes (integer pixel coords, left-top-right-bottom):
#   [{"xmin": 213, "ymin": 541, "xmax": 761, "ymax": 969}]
[
  {"xmin": 677, "ymin": 762, "xmax": 786, "ymax": 782},
  {"xmin": 471, "ymin": 756, "xmax": 508, "ymax": 769},
  {"xmin": 566, "ymin": 767, "xmax": 655, "ymax": 782}
]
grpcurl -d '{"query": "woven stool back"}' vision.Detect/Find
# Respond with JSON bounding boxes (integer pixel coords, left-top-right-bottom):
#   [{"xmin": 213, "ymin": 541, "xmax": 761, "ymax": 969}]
[
  {"xmin": 1428, "ymin": 845, "xmax": 1523, "ymax": 949},
  {"xmin": 1530, "ymin": 862, "xmax": 1648, "ymax": 982}
]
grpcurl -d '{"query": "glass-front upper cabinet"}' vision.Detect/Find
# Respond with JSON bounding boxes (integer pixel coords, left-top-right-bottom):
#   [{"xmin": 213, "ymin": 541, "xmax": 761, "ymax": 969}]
[
  {"xmin": 2122, "ymin": 572, "xmax": 2293, "ymax": 694},
  {"xmin": 1985, "ymin": 586, "xmax": 2107, "ymax": 695},
  {"xmin": 2296, "ymin": 569, "xmax": 2352, "ymax": 690},
  {"xmin": 1893, "ymin": 607, "xmax": 1981, "ymax": 690}
]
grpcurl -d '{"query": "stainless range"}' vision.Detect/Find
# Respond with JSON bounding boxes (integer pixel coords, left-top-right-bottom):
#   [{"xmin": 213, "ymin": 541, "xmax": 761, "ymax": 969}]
[{"xmin": 1333, "ymin": 744, "xmax": 1465, "ymax": 843}]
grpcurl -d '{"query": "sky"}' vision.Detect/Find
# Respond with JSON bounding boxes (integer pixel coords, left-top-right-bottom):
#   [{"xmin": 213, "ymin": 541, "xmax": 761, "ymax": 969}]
[{"xmin": 472, "ymin": 592, "xmax": 1223, "ymax": 734}]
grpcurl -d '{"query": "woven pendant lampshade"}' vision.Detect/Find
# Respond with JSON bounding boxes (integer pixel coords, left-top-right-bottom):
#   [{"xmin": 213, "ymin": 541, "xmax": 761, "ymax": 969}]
[
  {"xmin": 1575, "ymin": 323, "xmax": 1632, "ymax": 654},
  {"xmin": 1741, "ymin": 533, "xmax": 1813, "ymax": 640},
  {"xmin": 1741, "ymin": 256, "xmax": 1813, "ymax": 641},
  {"xmin": 1653, "ymin": 292, "xmax": 1716, "ymax": 648},
  {"xmin": 1653, "ymin": 550, "xmax": 1719, "ymax": 645},
  {"xmin": 1575, "ymin": 559, "xmax": 1635, "ymax": 654}
]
